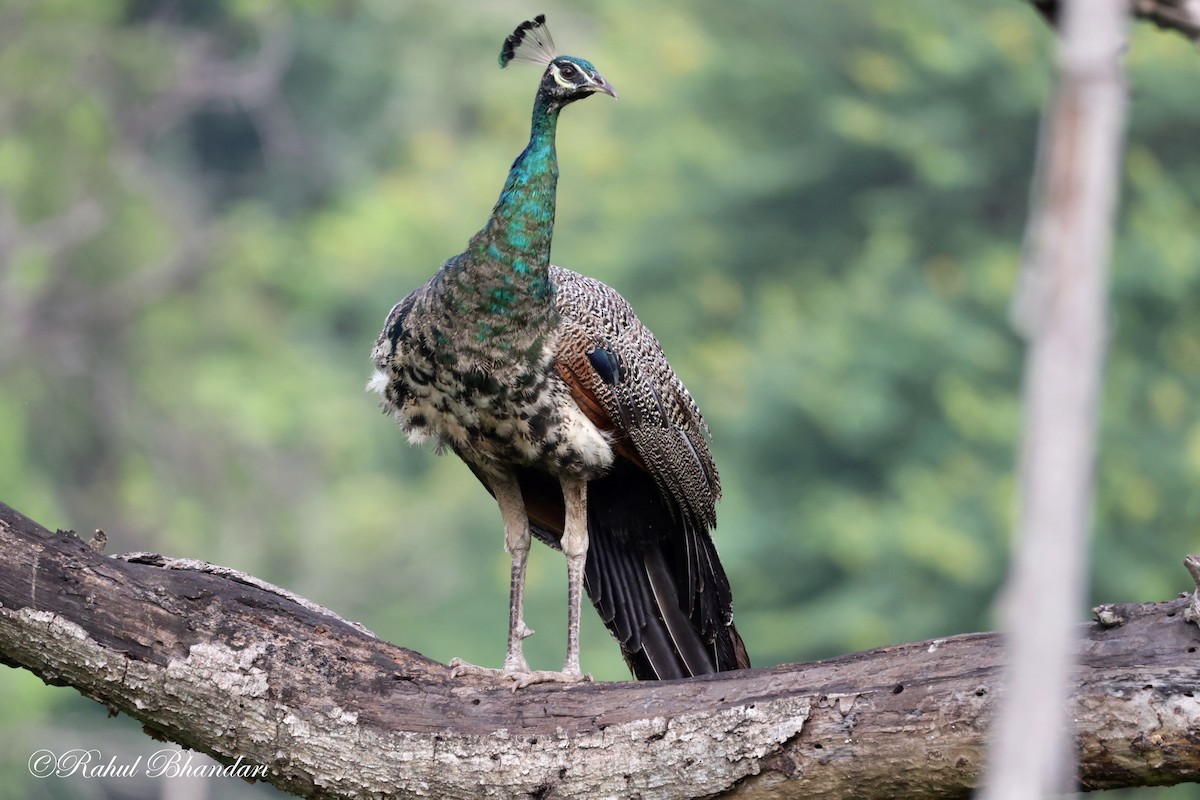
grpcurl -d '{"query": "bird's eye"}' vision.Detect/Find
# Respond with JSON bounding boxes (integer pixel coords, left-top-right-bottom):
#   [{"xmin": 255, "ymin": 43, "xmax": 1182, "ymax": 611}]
[{"xmin": 559, "ymin": 63, "xmax": 579, "ymax": 79}]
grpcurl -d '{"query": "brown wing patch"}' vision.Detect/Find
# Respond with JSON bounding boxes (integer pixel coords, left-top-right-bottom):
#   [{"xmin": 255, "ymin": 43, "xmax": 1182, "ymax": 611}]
[
  {"xmin": 554, "ymin": 326, "xmax": 647, "ymax": 471},
  {"xmin": 556, "ymin": 359, "xmax": 610, "ymax": 431}
]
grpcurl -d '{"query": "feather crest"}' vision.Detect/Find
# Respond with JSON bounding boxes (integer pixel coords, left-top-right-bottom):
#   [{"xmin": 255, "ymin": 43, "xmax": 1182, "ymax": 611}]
[{"xmin": 499, "ymin": 14, "xmax": 558, "ymax": 68}]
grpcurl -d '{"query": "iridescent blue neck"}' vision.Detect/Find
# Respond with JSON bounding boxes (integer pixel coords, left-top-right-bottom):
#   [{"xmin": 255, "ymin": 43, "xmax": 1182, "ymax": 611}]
[
  {"xmin": 476, "ymin": 92, "xmax": 561, "ymax": 272},
  {"xmin": 448, "ymin": 90, "xmax": 563, "ymax": 336}
]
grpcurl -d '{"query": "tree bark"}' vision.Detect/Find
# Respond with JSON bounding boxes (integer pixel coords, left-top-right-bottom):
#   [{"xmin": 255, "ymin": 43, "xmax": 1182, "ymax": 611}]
[{"xmin": 1, "ymin": 500, "xmax": 1199, "ymax": 800}]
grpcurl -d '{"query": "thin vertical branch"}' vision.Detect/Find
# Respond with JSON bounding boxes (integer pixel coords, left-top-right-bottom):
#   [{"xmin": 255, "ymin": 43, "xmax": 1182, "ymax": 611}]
[
  {"xmin": 984, "ymin": 1, "xmax": 1130, "ymax": 797},
  {"xmin": 1030, "ymin": 0, "xmax": 1200, "ymax": 43}
]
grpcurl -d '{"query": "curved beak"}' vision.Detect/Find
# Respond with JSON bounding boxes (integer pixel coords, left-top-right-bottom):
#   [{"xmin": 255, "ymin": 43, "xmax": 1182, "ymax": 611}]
[{"xmin": 589, "ymin": 73, "xmax": 618, "ymax": 99}]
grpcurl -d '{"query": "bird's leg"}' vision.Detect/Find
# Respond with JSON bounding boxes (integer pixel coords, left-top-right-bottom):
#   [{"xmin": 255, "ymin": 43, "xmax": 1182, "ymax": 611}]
[
  {"xmin": 506, "ymin": 476, "xmax": 593, "ymax": 689},
  {"xmin": 449, "ymin": 472, "xmax": 535, "ymax": 680},
  {"xmin": 559, "ymin": 476, "xmax": 589, "ymax": 677},
  {"xmin": 500, "ymin": 477, "xmax": 534, "ymax": 674},
  {"xmin": 450, "ymin": 473, "xmax": 593, "ymax": 690},
  {"xmin": 502, "ymin": 537, "xmax": 534, "ymax": 673}
]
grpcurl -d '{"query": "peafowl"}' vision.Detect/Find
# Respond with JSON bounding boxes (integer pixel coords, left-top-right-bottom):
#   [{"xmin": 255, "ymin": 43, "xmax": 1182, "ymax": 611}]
[{"xmin": 370, "ymin": 15, "xmax": 749, "ymax": 687}]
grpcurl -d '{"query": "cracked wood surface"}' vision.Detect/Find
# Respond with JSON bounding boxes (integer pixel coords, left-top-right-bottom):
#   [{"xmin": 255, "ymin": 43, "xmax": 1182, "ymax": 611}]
[{"xmin": 1, "ymin": 500, "xmax": 1199, "ymax": 799}]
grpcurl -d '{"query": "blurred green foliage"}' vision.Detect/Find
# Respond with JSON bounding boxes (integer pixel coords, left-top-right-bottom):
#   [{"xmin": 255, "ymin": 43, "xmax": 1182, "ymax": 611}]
[{"xmin": 1, "ymin": 0, "xmax": 1199, "ymax": 797}]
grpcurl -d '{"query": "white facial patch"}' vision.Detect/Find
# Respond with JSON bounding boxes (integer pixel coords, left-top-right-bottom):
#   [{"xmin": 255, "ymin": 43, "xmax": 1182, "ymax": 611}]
[{"xmin": 549, "ymin": 62, "xmax": 575, "ymax": 90}]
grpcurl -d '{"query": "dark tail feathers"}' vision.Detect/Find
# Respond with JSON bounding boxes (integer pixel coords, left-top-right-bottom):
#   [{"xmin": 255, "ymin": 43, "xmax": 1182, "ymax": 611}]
[{"xmin": 520, "ymin": 460, "xmax": 748, "ymax": 680}]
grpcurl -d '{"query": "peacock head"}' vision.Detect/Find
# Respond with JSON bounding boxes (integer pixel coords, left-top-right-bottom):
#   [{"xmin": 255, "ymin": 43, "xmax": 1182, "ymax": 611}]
[{"xmin": 500, "ymin": 15, "xmax": 618, "ymax": 107}]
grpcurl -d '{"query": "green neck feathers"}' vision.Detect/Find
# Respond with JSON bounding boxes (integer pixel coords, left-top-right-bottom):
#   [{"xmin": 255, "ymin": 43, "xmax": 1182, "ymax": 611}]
[{"xmin": 462, "ymin": 91, "xmax": 563, "ymax": 312}]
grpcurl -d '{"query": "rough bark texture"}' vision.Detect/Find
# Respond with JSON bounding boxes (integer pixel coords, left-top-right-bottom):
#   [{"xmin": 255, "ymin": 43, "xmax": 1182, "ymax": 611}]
[{"xmin": 2, "ymin": 501, "xmax": 1199, "ymax": 799}]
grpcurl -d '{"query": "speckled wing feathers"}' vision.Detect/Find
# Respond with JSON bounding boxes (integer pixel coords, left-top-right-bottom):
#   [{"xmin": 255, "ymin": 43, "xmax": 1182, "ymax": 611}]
[
  {"xmin": 547, "ymin": 265, "xmax": 747, "ymax": 678},
  {"xmin": 549, "ymin": 266, "xmax": 721, "ymax": 530}
]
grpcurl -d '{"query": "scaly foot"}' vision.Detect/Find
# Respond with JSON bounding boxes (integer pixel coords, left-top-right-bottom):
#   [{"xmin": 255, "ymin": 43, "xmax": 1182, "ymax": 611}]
[
  {"xmin": 448, "ymin": 658, "xmax": 593, "ymax": 691},
  {"xmin": 509, "ymin": 668, "xmax": 593, "ymax": 690}
]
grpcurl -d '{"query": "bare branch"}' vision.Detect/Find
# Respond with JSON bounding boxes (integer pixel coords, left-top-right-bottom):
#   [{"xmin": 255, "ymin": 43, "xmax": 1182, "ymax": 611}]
[
  {"xmin": 2, "ymin": 501, "xmax": 1199, "ymax": 799},
  {"xmin": 1030, "ymin": 0, "xmax": 1200, "ymax": 42},
  {"xmin": 992, "ymin": 0, "xmax": 1131, "ymax": 796}
]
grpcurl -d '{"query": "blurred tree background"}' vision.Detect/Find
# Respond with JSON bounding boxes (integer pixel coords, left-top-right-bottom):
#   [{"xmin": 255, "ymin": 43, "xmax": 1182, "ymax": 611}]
[{"xmin": 1, "ymin": 0, "xmax": 1198, "ymax": 797}]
